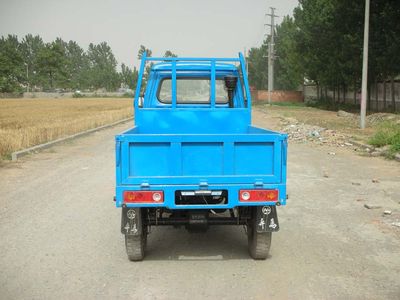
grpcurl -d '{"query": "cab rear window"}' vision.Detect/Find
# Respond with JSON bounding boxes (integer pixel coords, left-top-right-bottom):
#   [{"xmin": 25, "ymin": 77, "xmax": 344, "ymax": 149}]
[{"xmin": 157, "ymin": 78, "xmax": 228, "ymax": 104}]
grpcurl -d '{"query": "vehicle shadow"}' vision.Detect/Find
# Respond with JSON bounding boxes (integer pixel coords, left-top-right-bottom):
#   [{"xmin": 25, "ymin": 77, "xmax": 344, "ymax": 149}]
[{"xmin": 143, "ymin": 225, "xmax": 270, "ymax": 261}]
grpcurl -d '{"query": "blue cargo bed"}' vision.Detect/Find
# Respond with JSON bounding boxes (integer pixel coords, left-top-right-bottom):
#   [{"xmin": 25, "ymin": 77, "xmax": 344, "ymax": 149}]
[{"xmin": 115, "ymin": 125, "xmax": 287, "ymax": 209}]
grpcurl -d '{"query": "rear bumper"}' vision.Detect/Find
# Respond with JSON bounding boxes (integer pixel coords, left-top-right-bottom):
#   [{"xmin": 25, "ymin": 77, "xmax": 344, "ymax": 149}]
[{"xmin": 115, "ymin": 183, "xmax": 286, "ymax": 209}]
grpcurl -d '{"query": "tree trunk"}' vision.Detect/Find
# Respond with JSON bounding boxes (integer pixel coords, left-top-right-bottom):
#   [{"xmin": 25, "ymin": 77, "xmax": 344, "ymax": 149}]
[
  {"xmin": 325, "ymin": 86, "xmax": 328, "ymax": 102},
  {"xmin": 333, "ymin": 86, "xmax": 336, "ymax": 106},
  {"xmin": 367, "ymin": 84, "xmax": 371, "ymax": 111},
  {"xmin": 375, "ymin": 79, "xmax": 378, "ymax": 112},
  {"xmin": 343, "ymin": 84, "xmax": 346, "ymax": 104},
  {"xmin": 390, "ymin": 76, "xmax": 395, "ymax": 112},
  {"xmin": 383, "ymin": 80, "xmax": 387, "ymax": 111},
  {"xmin": 320, "ymin": 85, "xmax": 323, "ymax": 101},
  {"xmin": 353, "ymin": 78, "xmax": 357, "ymax": 105}
]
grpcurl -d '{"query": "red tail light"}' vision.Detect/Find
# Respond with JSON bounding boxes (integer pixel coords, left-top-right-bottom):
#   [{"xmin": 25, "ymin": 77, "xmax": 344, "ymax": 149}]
[
  {"xmin": 239, "ymin": 189, "xmax": 278, "ymax": 202},
  {"xmin": 123, "ymin": 191, "xmax": 164, "ymax": 203}
]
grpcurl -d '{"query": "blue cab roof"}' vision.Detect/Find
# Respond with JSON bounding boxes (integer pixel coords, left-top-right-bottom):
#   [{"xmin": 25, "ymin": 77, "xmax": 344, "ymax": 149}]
[{"xmin": 151, "ymin": 62, "xmax": 238, "ymax": 72}]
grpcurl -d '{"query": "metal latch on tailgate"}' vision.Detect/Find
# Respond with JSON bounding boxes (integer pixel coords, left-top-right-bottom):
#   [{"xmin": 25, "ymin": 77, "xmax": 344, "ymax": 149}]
[
  {"xmin": 199, "ymin": 181, "xmax": 208, "ymax": 189},
  {"xmin": 254, "ymin": 181, "xmax": 263, "ymax": 188},
  {"xmin": 140, "ymin": 182, "xmax": 150, "ymax": 189}
]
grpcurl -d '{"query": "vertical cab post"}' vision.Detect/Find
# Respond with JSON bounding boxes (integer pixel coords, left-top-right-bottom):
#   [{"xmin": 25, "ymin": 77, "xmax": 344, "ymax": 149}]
[
  {"xmin": 239, "ymin": 52, "xmax": 252, "ymax": 110},
  {"xmin": 134, "ymin": 52, "xmax": 147, "ymax": 110},
  {"xmin": 171, "ymin": 60, "xmax": 177, "ymax": 109},
  {"xmin": 210, "ymin": 60, "xmax": 216, "ymax": 108}
]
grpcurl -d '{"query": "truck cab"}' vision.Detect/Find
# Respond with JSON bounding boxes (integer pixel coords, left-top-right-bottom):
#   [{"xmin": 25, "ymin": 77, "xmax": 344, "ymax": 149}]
[{"xmin": 115, "ymin": 53, "xmax": 288, "ymax": 261}]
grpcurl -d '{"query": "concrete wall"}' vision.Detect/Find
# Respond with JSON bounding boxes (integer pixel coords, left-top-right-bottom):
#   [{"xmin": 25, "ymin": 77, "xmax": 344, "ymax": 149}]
[
  {"xmin": 251, "ymin": 90, "xmax": 304, "ymax": 103},
  {"xmin": 21, "ymin": 92, "xmax": 130, "ymax": 98},
  {"xmin": 0, "ymin": 92, "xmax": 22, "ymax": 98},
  {"xmin": 304, "ymin": 82, "xmax": 400, "ymax": 112}
]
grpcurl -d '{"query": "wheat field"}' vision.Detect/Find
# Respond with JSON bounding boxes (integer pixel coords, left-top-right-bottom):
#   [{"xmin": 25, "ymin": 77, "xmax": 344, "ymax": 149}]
[{"xmin": 0, "ymin": 98, "xmax": 133, "ymax": 159}]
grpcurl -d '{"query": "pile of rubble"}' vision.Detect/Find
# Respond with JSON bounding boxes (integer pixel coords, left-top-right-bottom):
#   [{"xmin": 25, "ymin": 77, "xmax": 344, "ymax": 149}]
[
  {"xmin": 334, "ymin": 110, "xmax": 400, "ymax": 125},
  {"xmin": 278, "ymin": 113, "xmax": 400, "ymax": 161},
  {"xmin": 366, "ymin": 113, "xmax": 400, "ymax": 125},
  {"xmin": 280, "ymin": 118, "xmax": 353, "ymax": 148}
]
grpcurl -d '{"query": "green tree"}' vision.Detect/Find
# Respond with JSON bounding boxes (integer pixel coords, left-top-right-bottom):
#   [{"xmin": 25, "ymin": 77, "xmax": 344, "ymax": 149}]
[
  {"xmin": 368, "ymin": 0, "xmax": 400, "ymax": 110},
  {"xmin": 137, "ymin": 45, "xmax": 152, "ymax": 59},
  {"xmin": 292, "ymin": 0, "xmax": 400, "ymax": 107},
  {"xmin": 0, "ymin": 35, "xmax": 24, "ymax": 93},
  {"xmin": 332, "ymin": 0, "xmax": 364, "ymax": 100},
  {"xmin": 294, "ymin": 0, "xmax": 338, "ymax": 90},
  {"xmin": 20, "ymin": 34, "xmax": 44, "ymax": 90},
  {"xmin": 275, "ymin": 16, "xmax": 303, "ymax": 90},
  {"xmin": 65, "ymin": 40, "xmax": 90, "ymax": 90},
  {"xmin": 164, "ymin": 50, "xmax": 177, "ymax": 57},
  {"xmin": 137, "ymin": 45, "xmax": 152, "ymax": 90},
  {"xmin": 87, "ymin": 42, "xmax": 119, "ymax": 91},
  {"xmin": 36, "ymin": 40, "xmax": 67, "ymax": 90},
  {"xmin": 247, "ymin": 42, "xmax": 268, "ymax": 89},
  {"xmin": 120, "ymin": 63, "xmax": 138, "ymax": 90}
]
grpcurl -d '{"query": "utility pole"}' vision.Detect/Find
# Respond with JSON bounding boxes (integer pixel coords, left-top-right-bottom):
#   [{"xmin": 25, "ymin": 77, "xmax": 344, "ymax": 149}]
[
  {"xmin": 265, "ymin": 7, "xmax": 278, "ymax": 105},
  {"xmin": 360, "ymin": 0, "xmax": 370, "ymax": 129},
  {"xmin": 244, "ymin": 47, "xmax": 248, "ymax": 73}
]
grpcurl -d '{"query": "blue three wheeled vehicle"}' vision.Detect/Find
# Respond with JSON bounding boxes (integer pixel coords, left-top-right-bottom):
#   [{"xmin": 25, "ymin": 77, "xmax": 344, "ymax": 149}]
[{"xmin": 115, "ymin": 53, "xmax": 288, "ymax": 261}]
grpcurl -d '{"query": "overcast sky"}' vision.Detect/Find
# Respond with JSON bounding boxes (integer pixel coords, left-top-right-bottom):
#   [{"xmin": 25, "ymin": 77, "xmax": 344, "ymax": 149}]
[{"xmin": 0, "ymin": 0, "xmax": 299, "ymax": 68}]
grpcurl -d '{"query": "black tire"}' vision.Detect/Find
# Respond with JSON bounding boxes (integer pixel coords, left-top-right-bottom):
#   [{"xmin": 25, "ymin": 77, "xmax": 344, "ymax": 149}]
[
  {"xmin": 247, "ymin": 214, "xmax": 272, "ymax": 260},
  {"xmin": 124, "ymin": 208, "xmax": 147, "ymax": 261},
  {"xmin": 125, "ymin": 234, "xmax": 146, "ymax": 261}
]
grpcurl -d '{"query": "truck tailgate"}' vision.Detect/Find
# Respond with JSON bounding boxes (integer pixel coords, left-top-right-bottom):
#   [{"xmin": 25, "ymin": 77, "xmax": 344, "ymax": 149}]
[{"xmin": 116, "ymin": 126, "xmax": 287, "ymax": 186}]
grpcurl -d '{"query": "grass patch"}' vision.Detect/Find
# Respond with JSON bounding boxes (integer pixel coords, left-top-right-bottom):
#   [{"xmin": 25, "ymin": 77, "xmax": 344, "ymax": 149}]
[
  {"xmin": 253, "ymin": 101, "xmax": 305, "ymax": 107},
  {"xmin": 271, "ymin": 101, "xmax": 306, "ymax": 107},
  {"xmin": 0, "ymin": 98, "xmax": 133, "ymax": 160},
  {"xmin": 306, "ymin": 98, "xmax": 360, "ymax": 113},
  {"xmin": 368, "ymin": 121, "xmax": 400, "ymax": 157}
]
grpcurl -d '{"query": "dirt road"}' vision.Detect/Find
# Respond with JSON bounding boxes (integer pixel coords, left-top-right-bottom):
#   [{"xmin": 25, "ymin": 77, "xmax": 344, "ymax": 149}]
[{"xmin": 0, "ymin": 112, "xmax": 399, "ymax": 300}]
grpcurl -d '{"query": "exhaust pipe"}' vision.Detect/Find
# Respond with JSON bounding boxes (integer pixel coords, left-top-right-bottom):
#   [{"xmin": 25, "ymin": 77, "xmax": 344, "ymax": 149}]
[{"xmin": 224, "ymin": 76, "xmax": 238, "ymax": 108}]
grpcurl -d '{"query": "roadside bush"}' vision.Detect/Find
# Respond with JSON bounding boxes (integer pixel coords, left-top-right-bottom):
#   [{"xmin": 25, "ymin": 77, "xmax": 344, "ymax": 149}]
[
  {"xmin": 72, "ymin": 92, "xmax": 85, "ymax": 98},
  {"xmin": 306, "ymin": 98, "xmax": 359, "ymax": 112},
  {"xmin": 122, "ymin": 92, "xmax": 134, "ymax": 98},
  {"xmin": 369, "ymin": 121, "xmax": 400, "ymax": 158}
]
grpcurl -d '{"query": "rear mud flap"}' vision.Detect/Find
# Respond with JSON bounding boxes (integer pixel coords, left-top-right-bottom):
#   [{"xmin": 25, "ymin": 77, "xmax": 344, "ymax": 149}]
[
  {"xmin": 255, "ymin": 206, "xmax": 279, "ymax": 233},
  {"xmin": 121, "ymin": 207, "xmax": 142, "ymax": 236}
]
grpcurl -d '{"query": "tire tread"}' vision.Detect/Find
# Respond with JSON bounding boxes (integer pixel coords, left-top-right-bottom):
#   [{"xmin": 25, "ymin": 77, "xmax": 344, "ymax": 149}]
[{"xmin": 125, "ymin": 234, "xmax": 145, "ymax": 261}]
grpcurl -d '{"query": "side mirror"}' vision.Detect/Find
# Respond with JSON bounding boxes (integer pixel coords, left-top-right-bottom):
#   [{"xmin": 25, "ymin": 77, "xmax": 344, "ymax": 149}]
[{"xmin": 138, "ymin": 93, "xmax": 144, "ymax": 108}]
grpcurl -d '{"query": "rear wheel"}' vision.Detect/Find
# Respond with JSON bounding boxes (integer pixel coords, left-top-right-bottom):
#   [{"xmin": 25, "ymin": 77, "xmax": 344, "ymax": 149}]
[
  {"xmin": 125, "ymin": 233, "xmax": 147, "ymax": 261},
  {"xmin": 124, "ymin": 208, "xmax": 147, "ymax": 261},
  {"xmin": 247, "ymin": 209, "xmax": 272, "ymax": 259}
]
